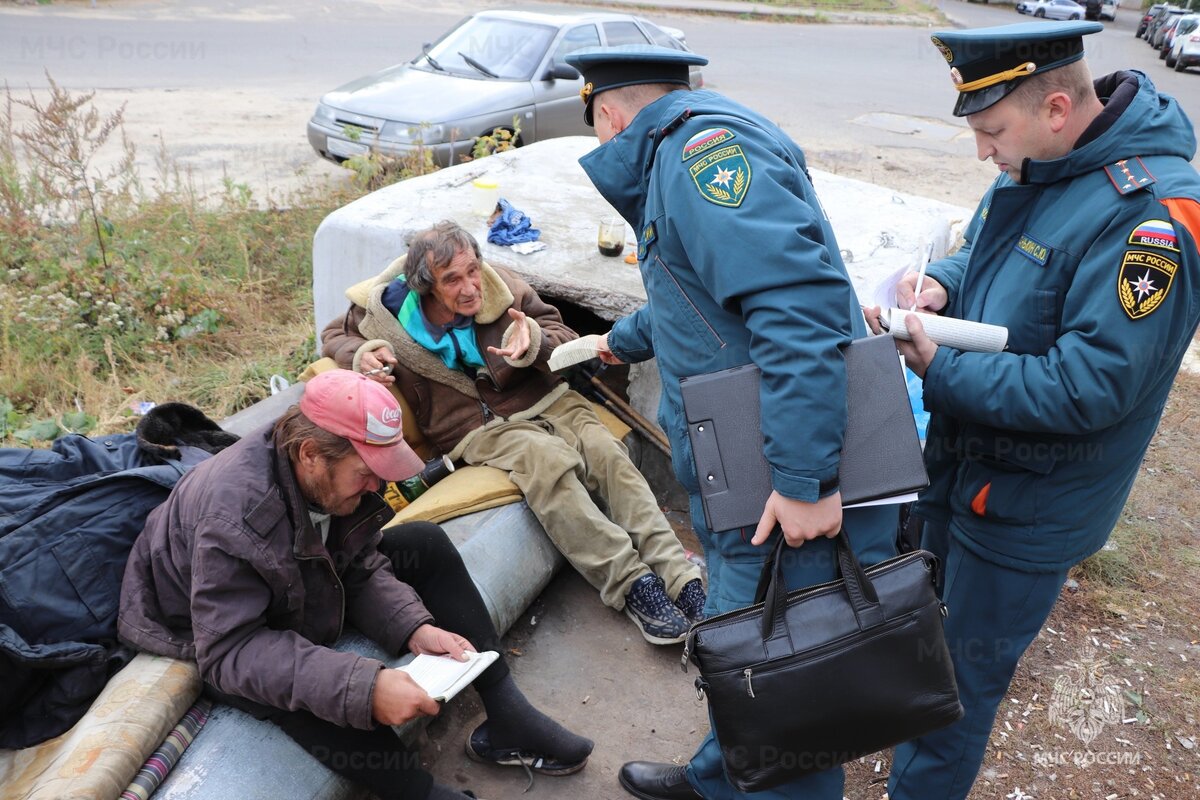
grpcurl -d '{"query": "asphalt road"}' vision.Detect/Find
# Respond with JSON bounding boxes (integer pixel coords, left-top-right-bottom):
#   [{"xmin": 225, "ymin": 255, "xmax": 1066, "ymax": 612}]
[{"xmin": 2, "ymin": 0, "xmax": 1195, "ymax": 208}]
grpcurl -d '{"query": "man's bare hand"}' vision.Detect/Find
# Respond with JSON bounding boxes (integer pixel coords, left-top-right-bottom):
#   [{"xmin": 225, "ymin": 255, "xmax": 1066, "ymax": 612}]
[
  {"xmin": 371, "ymin": 667, "xmax": 440, "ymax": 726},
  {"xmin": 406, "ymin": 623, "xmax": 474, "ymax": 661},
  {"xmin": 752, "ymin": 491, "xmax": 843, "ymax": 547},
  {"xmin": 895, "ymin": 313, "xmax": 939, "ymax": 379},
  {"xmin": 487, "ymin": 308, "xmax": 531, "ymax": 360},
  {"xmin": 361, "ymin": 347, "xmax": 397, "ymax": 384},
  {"xmin": 895, "ymin": 272, "xmax": 948, "ymax": 314},
  {"xmin": 596, "ymin": 332, "xmax": 625, "ymax": 365},
  {"xmin": 862, "ymin": 305, "xmax": 885, "ymax": 335}
]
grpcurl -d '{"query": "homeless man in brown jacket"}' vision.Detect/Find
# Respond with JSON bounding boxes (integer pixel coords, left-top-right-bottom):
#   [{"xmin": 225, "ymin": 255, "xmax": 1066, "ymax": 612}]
[
  {"xmin": 118, "ymin": 369, "xmax": 593, "ymax": 800},
  {"xmin": 321, "ymin": 220, "xmax": 705, "ymax": 645}
]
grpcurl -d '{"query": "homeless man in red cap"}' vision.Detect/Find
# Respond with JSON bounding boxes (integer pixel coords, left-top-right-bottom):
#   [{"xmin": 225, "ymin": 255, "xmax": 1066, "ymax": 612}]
[{"xmin": 118, "ymin": 368, "xmax": 592, "ymax": 800}]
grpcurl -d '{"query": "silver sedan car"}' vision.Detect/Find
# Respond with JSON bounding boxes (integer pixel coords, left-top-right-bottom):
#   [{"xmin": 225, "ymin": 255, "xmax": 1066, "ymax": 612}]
[{"xmin": 307, "ymin": 10, "xmax": 702, "ymax": 168}]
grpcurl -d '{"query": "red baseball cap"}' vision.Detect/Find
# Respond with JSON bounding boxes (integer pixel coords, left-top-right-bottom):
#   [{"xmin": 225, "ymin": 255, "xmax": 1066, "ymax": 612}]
[{"xmin": 299, "ymin": 369, "xmax": 424, "ymax": 481}]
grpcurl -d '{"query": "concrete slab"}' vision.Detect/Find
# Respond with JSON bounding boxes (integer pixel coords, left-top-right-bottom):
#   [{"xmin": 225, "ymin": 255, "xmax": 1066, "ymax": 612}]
[{"xmin": 312, "ymin": 136, "xmax": 972, "ymax": 344}]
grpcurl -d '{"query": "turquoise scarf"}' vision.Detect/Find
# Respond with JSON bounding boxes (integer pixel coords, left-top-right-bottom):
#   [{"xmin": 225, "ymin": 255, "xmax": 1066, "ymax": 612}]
[{"xmin": 385, "ymin": 277, "xmax": 485, "ymax": 373}]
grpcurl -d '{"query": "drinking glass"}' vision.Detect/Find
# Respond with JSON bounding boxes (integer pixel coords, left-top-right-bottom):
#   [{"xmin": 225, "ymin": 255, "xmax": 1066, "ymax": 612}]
[{"xmin": 597, "ymin": 216, "xmax": 626, "ymax": 257}]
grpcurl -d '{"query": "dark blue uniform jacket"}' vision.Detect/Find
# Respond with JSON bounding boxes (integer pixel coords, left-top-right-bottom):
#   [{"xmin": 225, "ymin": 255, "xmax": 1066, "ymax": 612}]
[
  {"xmin": 581, "ymin": 89, "xmax": 872, "ymax": 506},
  {"xmin": 917, "ymin": 72, "xmax": 1200, "ymax": 571}
]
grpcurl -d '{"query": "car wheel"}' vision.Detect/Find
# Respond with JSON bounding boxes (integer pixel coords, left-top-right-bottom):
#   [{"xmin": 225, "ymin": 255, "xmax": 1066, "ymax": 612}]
[
  {"xmin": 1176, "ymin": 57, "xmax": 1187, "ymax": 72},
  {"xmin": 1160, "ymin": 45, "xmax": 1168, "ymax": 59},
  {"xmin": 476, "ymin": 127, "xmax": 522, "ymax": 155},
  {"xmin": 1070, "ymin": 13, "xmax": 1081, "ymax": 19},
  {"xmin": 1035, "ymin": 8, "xmax": 1046, "ymax": 16},
  {"xmin": 1166, "ymin": 52, "xmax": 1177, "ymax": 67}
]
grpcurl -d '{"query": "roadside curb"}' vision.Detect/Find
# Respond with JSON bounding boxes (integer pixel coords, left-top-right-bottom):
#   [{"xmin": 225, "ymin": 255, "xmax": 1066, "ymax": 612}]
[{"xmin": 556, "ymin": 0, "xmax": 948, "ymax": 26}]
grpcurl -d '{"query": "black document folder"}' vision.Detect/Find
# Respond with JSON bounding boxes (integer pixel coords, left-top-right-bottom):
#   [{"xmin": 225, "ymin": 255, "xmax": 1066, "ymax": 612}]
[{"xmin": 680, "ymin": 334, "xmax": 928, "ymax": 533}]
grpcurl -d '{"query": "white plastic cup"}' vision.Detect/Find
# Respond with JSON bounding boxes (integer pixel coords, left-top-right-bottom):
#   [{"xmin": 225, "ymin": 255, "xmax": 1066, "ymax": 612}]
[{"xmin": 472, "ymin": 179, "xmax": 500, "ymax": 216}]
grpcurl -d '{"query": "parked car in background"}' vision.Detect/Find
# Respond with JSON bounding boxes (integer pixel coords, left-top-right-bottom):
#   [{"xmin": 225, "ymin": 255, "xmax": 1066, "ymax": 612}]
[
  {"xmin": 1139, "ymin": 3, "xmax": 1168, "ymax": 35},
  {"xmin": 1156, "ymin": 14, "xmax": 1186, "ymax": 56},
  {"xmin": 1145, "ymin": 6, "xmax": 1185, "ymax": 43},
  {"xmin": 307, "ymin": 10, "xmax": 702, "ymax": 168},
  {"xmin": 1083, "ymin": 0, "xmax": 1102, "ymax": 20},
  {"xmin": 1016, "ymin": 0, "xmax": 1086, "ymax": 18},
  {"xmin": 1100, "ymin": 0, "xmax": 1117, "ymax": 21},
  {"xmin": 1167, "ymin": 13, "xmax": 1200, "ymax": 68}
]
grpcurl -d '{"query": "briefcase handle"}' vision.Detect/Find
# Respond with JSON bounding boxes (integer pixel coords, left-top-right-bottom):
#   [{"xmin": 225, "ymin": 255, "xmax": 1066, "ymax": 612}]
[{"xmin": 756, "ymin": 529, "xmax": 886, "ymax": 641}]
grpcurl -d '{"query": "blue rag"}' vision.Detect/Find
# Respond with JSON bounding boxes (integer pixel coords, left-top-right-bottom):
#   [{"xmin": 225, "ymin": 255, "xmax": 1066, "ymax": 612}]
[{"xmin": 487, "ymin": 199, "xmax": 540, "ymax": 245}]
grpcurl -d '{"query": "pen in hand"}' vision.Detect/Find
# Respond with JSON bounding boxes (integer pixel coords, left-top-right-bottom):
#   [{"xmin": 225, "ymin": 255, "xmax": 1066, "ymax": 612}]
[
  {"xmin": 363, "ymin": 364, "xmax": 393, "ymax": 377},
  {"xmin": 909, "ymin": 243, "xmax": 935, "ymax": 312}
]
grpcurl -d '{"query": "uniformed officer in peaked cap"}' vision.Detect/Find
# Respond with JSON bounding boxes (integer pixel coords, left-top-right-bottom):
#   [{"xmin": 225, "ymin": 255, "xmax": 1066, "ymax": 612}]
[
  {"xmin": 876, "ymin": 20, "xmax": 1200, "ymax": 800},
  {"xmin": 568, "ymin": 42, "xmax": 904, "ymax": 800},
  {"xmin": 568, "ymin": 44, "xmax": 707, "ymax": 125},
  {"xmin": 931, "ymin": 20, "xmax": 1102, "ymax": 116}
]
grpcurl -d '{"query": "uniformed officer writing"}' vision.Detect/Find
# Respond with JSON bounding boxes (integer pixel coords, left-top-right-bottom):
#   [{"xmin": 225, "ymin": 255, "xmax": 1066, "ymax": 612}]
[{"xmin": 868, "ymin": 21, "xmax": 1200, "ymax": 800}]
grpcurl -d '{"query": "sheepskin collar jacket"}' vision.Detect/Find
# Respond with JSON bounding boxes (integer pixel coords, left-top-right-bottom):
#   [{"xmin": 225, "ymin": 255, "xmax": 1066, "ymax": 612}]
[{"xmin": 321, "ymin": 260, "xmax": 578, "ymax": 458}]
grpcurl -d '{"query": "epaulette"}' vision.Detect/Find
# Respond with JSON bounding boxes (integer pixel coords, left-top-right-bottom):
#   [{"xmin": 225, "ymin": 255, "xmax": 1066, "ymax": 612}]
[
  {"xmin": 1103, "ymin": 157, "xmax": 1157, "ymax": 196},
  {"xmin": 655, "ymin": 108, "xmax": 692, "ymax": 139}
]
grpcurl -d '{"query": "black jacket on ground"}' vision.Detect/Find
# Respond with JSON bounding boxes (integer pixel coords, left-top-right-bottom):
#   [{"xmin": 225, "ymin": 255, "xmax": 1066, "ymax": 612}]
[{"xmin": 0, "ymin": 404, "xmax": 235, "ymax": 748}]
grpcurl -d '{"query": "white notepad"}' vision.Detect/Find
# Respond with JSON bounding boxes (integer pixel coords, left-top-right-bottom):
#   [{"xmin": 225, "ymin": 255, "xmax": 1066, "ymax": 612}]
[
  {"xmin": 395, "ymin": 650, "xmax": 499, "ymax": 703},
  {"xmin": 548, "ymin": 334, "xmax": 605, "ymax": 371}
]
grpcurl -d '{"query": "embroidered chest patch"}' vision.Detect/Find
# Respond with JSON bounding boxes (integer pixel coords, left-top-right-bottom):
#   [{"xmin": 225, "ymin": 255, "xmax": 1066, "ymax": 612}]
[
  {"xmin": 1128, "ymin": 218, "xmax": 1180, "ymax": 253},
  {"xmin": 688, "ymin": 145, "xmax": 751, "ymax": 208},
  {"xmin": 682, "ymin": 128, "xmax": 735, "ymax": 161},
  {"xmin": 638, "ymin": 222, "xmax": 656, "ymax": 261},
  {"xmin": 1118, "ymin": 250, "xmax": 1177, "ymax": 320},
  {"xmin": 1014, "ymin": 234, "xmax": 1050, "ymax": 266}
]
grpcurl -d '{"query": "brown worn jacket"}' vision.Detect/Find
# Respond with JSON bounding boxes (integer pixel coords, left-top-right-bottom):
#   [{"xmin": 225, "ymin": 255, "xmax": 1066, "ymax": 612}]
[
  {"xmin": 321, "ymin": 260, "xmax": 578, "ymax": 458},
  {"xmin": 117, "ymin": 423, "xmax": 433, "ymax": 730}
]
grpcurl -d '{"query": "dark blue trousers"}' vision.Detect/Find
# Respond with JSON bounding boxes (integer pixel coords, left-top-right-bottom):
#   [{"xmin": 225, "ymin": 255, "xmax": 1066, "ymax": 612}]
[{"xmin": 888, "ymin": 522, "xmax": 1069, "ymax": 800}]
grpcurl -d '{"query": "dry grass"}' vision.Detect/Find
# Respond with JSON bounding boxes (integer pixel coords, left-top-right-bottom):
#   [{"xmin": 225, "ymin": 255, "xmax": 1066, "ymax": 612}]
[{"xmin": 0, "ymin": 80, "xmax": 382, "ymax": 440}]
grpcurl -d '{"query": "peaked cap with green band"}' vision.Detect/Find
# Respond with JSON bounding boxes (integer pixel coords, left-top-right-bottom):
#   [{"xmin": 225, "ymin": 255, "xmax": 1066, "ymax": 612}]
[{"xmin": 930, "ymin": 21, "xmax": 1103, "ymax": 117}]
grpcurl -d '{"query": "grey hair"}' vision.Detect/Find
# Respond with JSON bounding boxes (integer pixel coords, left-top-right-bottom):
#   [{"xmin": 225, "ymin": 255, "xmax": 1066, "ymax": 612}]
[{"xmin": 403, "ymin": 220, "xmax": 481, "ymax": 295}]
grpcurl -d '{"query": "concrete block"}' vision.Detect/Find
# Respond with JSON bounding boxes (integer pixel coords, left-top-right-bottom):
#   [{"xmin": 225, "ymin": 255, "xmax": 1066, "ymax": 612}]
[{"xmin": 312, "ymin": 136, "xmax": 971, "ymax": 344}]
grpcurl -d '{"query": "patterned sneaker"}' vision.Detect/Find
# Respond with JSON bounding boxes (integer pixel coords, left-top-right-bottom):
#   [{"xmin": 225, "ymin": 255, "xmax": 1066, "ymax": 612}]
[
  {"xmin": 674, "ymin": 578, "xmax": 707, "ymax": 625},
  {"xmin": 624, "ymin": 574, "xmax": 690, "ymax": 645}
]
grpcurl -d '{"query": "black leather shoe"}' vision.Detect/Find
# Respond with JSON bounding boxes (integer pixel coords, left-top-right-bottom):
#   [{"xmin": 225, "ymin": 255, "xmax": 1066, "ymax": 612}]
[{"xmin": 619, "ymin": 761, "xmax": 701, "ymax": 800}]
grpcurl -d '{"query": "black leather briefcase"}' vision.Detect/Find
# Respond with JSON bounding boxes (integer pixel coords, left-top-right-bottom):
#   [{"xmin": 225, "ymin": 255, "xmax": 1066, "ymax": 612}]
[{"xmin": 683, "ymin": 531, "xmax": 963, "ymax": 792}]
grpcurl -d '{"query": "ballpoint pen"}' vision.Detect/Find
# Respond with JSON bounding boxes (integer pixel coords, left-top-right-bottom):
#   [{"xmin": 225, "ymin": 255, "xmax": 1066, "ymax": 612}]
[
  {"xmin": 910, "ymin": 243, "xmax": 935, "ymax": 312},
  {"xmin": 363, "ymin": 364, "xmax": 393, "ymax": 377}
]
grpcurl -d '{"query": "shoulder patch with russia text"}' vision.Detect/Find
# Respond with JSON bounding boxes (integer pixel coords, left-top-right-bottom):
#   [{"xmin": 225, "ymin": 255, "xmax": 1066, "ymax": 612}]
[
  {"xmin": 682, "ymin": 128, "xmax": 735, "ymax": 161},
  {"xmin": 689, "ymin": 145, "xmax": 751, "ymax": 208},
  {"xmin": 1118, "ymin": 250, "xmax": 1176, "ymax": 320},
  {"xmin": 1127, "ymin": 219, "xmax": 1180, "ymax": 253}
]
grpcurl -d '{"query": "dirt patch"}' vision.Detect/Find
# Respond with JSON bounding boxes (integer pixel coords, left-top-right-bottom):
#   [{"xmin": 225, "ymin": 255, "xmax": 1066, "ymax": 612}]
[
  {"xmin": 839, "ymin": 371, "xmax": 1200, "ymax": 800},
  {"xmin": 5, "ymin": 85, "xmax": 350, "ymax": 207}
]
